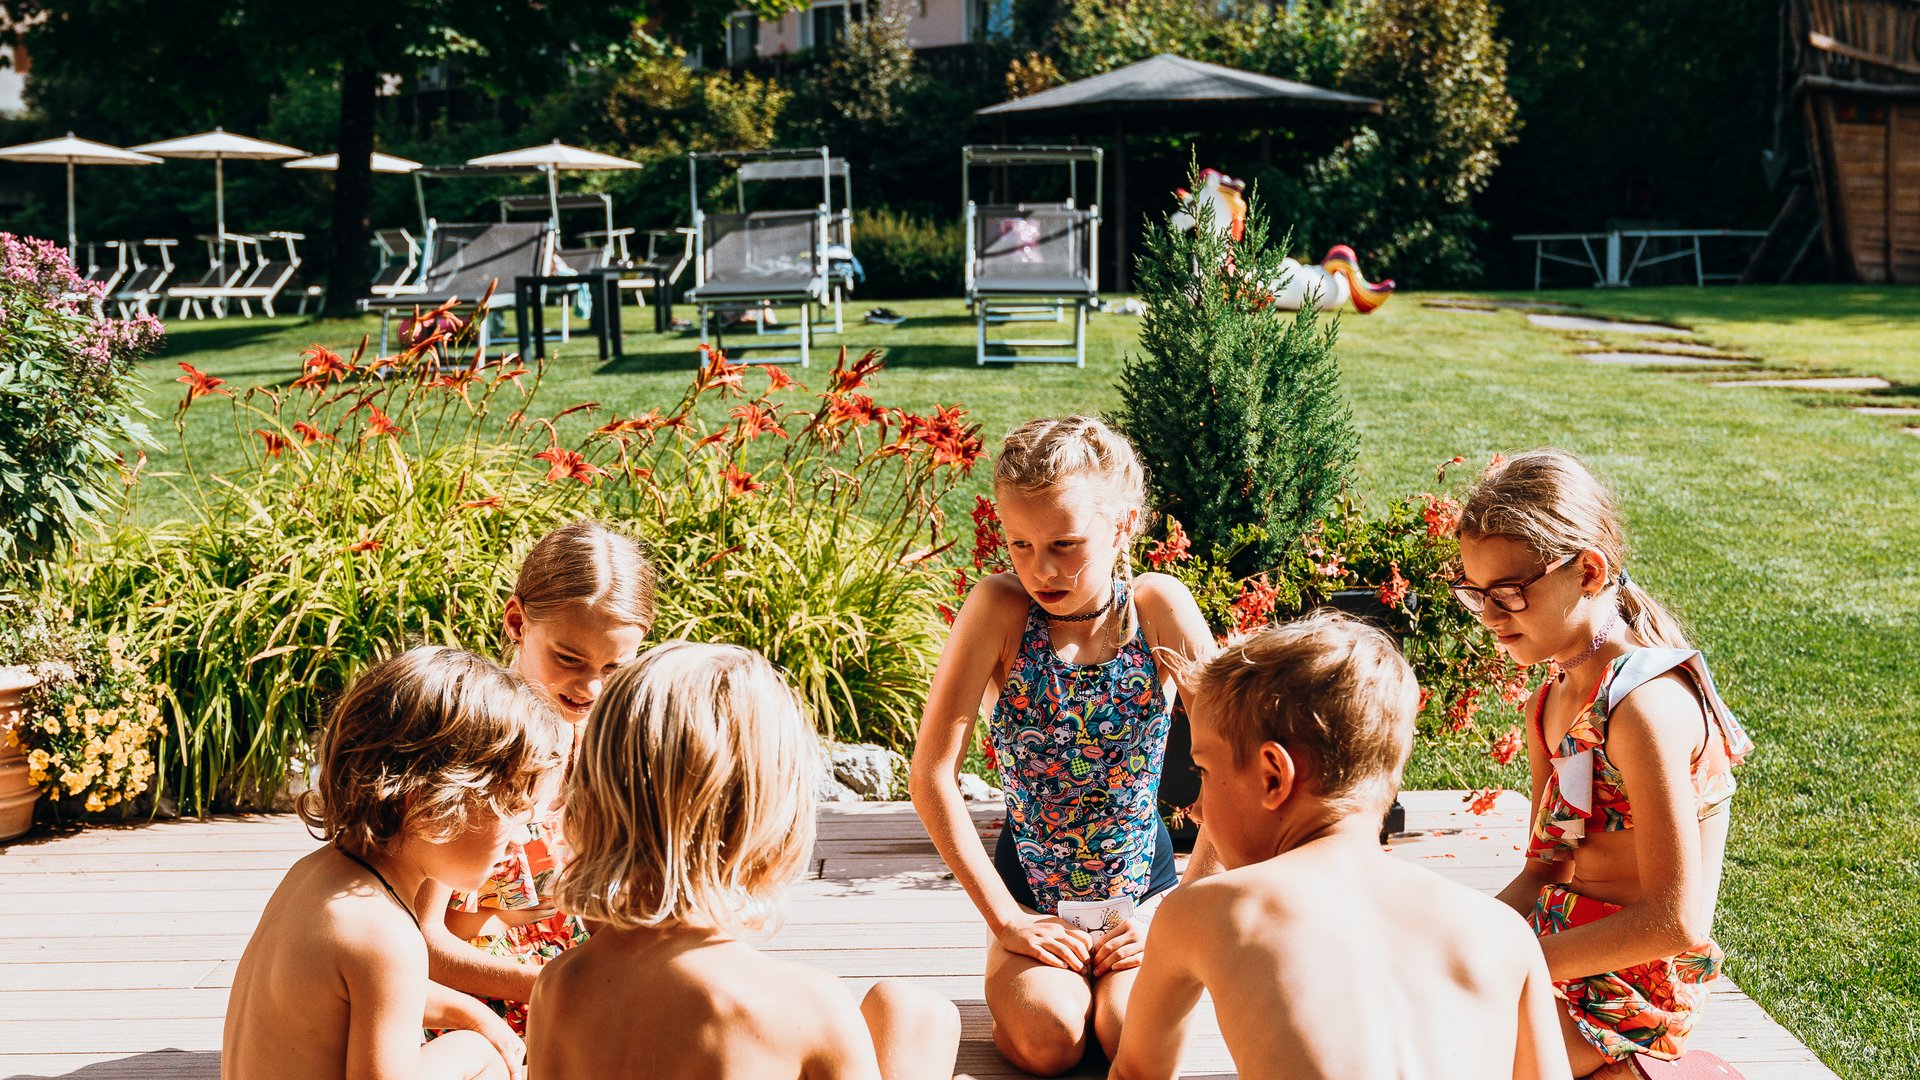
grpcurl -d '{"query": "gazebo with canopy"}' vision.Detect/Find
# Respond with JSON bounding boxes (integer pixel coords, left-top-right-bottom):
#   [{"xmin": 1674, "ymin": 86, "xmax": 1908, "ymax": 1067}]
[{"xmin": 974, "ymin": 54, "xmax": 1381, "ymax": 291}]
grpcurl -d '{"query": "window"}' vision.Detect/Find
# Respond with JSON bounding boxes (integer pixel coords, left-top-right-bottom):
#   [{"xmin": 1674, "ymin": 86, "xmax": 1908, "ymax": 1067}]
[
  {"xmin": 725, "ymin": 11, "xmax": 760, "ymax": 66},
  {"xmin": 971, "ymin": 0, "xmax": 1012, "ymax": 41},
  {"xmin": 804, "ymin": 0, "xmax": 866, "ymax": 49}
]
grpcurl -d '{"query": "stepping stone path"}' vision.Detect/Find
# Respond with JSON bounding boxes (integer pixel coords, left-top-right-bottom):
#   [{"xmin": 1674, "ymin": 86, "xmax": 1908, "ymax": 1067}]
[
  {"xmin": 1632, "ymin": 339, "xmax": 1749, "ymax": 357},
  {"xmin": 1712, "ymin": 376, "xmax": 1892, "ymax": 391},
  {"xmin": 1426, "ymin": 297, "xmax": 1582, "ymax": 311},
  {"xmin": 1581, "ymin": 352, "xmax": 1755, "ymax": 367},
  {"xmin": 1853, "ymin": 406, "xmax": 1920, "ymax": 416},
  {"xmin": 1528, "ymin": 313, "xmax": 1697, "ymax": 335}
]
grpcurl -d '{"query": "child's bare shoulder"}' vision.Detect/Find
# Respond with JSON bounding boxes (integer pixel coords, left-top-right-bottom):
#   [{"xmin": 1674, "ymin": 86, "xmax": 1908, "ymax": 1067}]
[
  {"xmin": 970, "ymin": 572, "xmax": 1033, "ymax": 611},
  {"xmin": 1130, "ymin": 572, "xmax": 1199, "ymax": 615},
  {"xmin": 306, "ymin": 851, "xmax": 427, "ymax": 963}
]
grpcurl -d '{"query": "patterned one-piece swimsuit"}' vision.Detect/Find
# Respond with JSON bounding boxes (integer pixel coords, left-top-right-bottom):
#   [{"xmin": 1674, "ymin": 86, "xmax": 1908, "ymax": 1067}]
[{"xmin": 988, "ymin": 580, "xmax": 1175, "ymax": 915}]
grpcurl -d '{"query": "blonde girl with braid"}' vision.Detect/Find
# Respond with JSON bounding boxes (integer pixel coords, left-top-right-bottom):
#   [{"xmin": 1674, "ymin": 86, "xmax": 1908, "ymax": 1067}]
[
  {"xmin": 416, "ymin": 520, "xmax": 657, "ymax": 1035},
  {"xmin": 1455, "ymin": 451, "xmax": 1753, "ymax": 1077},
  {"xmin": 910, "ymin": 416, "xmax": 1219, "ymax": 1076}
]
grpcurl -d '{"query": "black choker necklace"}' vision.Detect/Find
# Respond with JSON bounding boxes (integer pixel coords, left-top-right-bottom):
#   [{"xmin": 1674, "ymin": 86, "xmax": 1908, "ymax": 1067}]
[{"xmin": 1046, "ymin": 595, "xmax": 1113, "ymax": 623}]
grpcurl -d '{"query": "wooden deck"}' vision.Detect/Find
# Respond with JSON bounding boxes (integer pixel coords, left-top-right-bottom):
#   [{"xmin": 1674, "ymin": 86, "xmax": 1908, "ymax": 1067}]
[{"xmin": 0, "ymin": 791, "xmax": 1833, "ymax": 1079}]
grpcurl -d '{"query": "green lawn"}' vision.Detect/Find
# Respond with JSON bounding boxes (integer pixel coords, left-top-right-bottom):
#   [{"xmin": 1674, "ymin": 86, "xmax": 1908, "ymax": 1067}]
[{"xmin": 139, "ymin": 289, "xmax": 1917, "ymax": 1077}]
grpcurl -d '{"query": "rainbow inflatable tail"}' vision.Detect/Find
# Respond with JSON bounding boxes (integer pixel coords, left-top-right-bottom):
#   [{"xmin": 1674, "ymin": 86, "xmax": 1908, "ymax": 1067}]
[{"xmin": 1320, "ymin": 245, "xmax": 1395, "ymax": 314}]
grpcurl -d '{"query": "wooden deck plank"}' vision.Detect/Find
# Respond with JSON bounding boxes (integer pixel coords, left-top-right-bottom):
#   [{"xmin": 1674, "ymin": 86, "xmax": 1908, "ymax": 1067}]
[{"xmin": 0, "ymin": 795, "xmax": 1836, "ymax": 1079}]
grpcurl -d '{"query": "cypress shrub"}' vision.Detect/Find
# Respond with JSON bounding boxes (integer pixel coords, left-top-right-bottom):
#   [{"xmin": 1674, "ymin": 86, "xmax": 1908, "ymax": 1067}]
[{"xmin": 1112, "ymin": 171, "xmax": 1356, "ymax": 572}]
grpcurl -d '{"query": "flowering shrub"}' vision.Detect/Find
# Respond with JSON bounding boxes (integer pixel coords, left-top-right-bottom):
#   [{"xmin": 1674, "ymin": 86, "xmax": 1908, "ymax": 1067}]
[
  {"xmin": 0, "ymin": 234, "xmax": 162, "ymax": 584},
  {"xmin": 11, "ymin": 621, "xmax": 163, "ymax": 816},
  {"xmin": 952, "ymin": 456, "xmax": 1536, "ymax": 800},
  {"xmin": 72, "ymin": 305, "xmax": 980, "ymax": 812}
]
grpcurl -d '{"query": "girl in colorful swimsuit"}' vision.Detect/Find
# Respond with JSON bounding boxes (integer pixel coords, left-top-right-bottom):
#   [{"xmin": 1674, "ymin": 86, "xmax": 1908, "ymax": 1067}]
[
  {"xmin": 910, "ymin": 417, "xmax": 1217, "ymax": 1076},
  {"xmin": 1455, "ymin": 451, "xmax": 1754, "ymax": 1078},
  {"xmin": 415, "ymin": 520, "xmax": 657, "ymax": 1033}
]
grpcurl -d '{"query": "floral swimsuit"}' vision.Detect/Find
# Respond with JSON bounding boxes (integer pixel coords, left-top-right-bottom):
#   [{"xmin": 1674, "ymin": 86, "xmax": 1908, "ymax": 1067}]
[
  {"xmin": 1525, "ymin": 648, "xmax": 1755, "ymax": 1063},
  {"xmin": 447, "ymin": 808, "xmax": 590, "ymax": 1033},
  {"xmin": 989, "ymin": 580, "xmax": 1177, "ymax": 916}
]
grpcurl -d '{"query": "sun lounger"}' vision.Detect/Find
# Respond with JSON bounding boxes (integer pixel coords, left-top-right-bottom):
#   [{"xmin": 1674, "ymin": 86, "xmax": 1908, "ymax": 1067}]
[
  {"xmin": 966, "ymin": 202, "xmax": 1099, "ymax": 366},
  {"xmin": 369, "ymin": 228, "xmax": 422, "ymax": 297},
  {"xmin": 360, "ymin": 221, "xmax": 553, "ymax": 356},
  {"xmin": 684, "ymin": 208, "xmax": 828, "ymax": 367},
  {"xmin": 110, "ymin": 239, "xmax": 177, "ymax": 317},
  {"xmin": 165, "ymin": 232, "xmax": 304, "ymax": 318}
]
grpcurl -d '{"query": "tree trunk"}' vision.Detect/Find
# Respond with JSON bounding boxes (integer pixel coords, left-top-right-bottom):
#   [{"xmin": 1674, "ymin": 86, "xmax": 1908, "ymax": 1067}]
[{"xmin": 322, "ymin": 64, "xmax": 378, "ymax": 318}]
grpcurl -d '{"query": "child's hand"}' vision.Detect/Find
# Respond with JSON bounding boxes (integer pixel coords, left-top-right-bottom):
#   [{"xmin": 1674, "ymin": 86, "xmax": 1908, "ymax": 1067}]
[
  {"xmin": 998, "ymin": 913, "xmax": 1093, "ymax": 971},
  {"xmin": 457, "ymin": 1008, "xmax": 526, "ymax": 1080},
  {"xmin": 1091, "ymin": 918, "xmax": 1146, "ymax": 976}
]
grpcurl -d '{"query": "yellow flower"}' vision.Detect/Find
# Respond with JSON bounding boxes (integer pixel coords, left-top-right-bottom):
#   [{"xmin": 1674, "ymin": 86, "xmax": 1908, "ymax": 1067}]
[
  {"xmin": 84, "ymin": 793, "xmax": 105, "ymax": 813},
  {"xmin": 28, "ymin": 768, "xmax": 46, "ymax": 784},
  {"xmin": 26, "ymin": 749, "xmax": 50, "ymax": 772}
]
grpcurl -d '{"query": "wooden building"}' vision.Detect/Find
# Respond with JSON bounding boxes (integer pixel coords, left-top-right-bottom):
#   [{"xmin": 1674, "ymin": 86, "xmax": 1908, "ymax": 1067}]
[{"xmin": 1794, "ymin": 0, "xmax": 1920, "ymax": 283}]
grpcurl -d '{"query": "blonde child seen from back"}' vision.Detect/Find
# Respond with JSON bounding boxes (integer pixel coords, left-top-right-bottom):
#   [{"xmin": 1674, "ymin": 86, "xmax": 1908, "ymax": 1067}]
[
  {"xmin": 223, "ymin": 647, "xmax": 568, "ymax": 1080},
  {"xmin": 910, "ymin": 416, "xmax": 1218, "ymax": 1076},
  {"xmin": 1457, "ymin": 451, "xmax": 1753, "ymax": 1077},
  {"xmin": 1110, "ymin": 612, "xmax": 1570, "ymax": 1080},
  {"xmin": 415, "ymin": 521, "xmax": 656, "ymax": 1033},
  {"xmin": 527, "ymin": 641, "xmax": 960, "ymax": 1080}
]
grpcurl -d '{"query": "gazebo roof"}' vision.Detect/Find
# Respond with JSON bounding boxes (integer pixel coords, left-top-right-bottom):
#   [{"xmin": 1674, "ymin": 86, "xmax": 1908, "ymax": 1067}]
[{"xmin": 975, "ymin": 53, "xmax": 1381, "ymax": 123}]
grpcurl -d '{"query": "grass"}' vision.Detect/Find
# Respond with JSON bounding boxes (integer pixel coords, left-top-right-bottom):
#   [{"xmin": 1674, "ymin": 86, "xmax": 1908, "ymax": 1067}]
[{"xmin": 134, "ymin": 288, "xmax": 1917, "ymax": 1077}]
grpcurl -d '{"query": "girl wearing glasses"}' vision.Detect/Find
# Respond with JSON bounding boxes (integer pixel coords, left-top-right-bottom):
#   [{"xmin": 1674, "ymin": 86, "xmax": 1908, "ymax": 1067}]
[{"xmin": 1454, "ymin": 450, "xmax": 1753, "ymax": 1079}]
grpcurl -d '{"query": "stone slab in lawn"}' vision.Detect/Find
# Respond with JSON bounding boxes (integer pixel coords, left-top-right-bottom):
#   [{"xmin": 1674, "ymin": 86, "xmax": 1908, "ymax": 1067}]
[
  {"xmin": 1908, "ymin": 427, "xmax": 1920, "ymax": 438},
  {"xmin": 1429, "ymin": 304, "xmax": 1499, "ymax": 315},
  {"xmin": 1853, "ymin": 406, "xmax": 1920, "ymax": 416},
  {"xmin": 1581, "ymin": 352, "xmax": 1755, "ymax": 367},
  {"xmin": 1713, "ymin": 376, "xmax": 1892, "ymax": 391},
  {"xmin": 1529, "ymin": 313, "xmax": 1696, "ymax": 335},
  {"xmin": 1628, "ymin": 339, "xmax": 1749, "ymax": 357}
]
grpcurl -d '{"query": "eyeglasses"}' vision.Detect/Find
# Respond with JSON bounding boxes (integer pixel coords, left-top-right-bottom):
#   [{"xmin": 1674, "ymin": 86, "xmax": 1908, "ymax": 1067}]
[{"xmin": 1448, "ymin": 555, "xmax": 1573, "ymax": 615}]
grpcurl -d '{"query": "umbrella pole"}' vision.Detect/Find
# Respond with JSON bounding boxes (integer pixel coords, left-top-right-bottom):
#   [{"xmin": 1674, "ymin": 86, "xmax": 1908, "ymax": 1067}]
[
  {"xmin": 215, "ymin": 157, "xmax": 226, "ymax": 270},
  {"xmin": 546, "ymin": 165, "xmax": 560, "ymax": 234},
  {"xmin": 66, "ymin": 162, "xmax": 76, "ymax": 260}
]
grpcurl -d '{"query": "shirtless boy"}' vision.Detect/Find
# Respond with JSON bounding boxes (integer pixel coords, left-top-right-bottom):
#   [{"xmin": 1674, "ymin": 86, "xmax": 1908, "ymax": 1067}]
[
  {"xmin": 528, "ymin": 641, "xmax": 959, "ymax": 1080},
  {"xmin": 1109, "ymin": 611, "xmax": 1570, "ymax": 1080},
  {"xmin": 223, "ymin": 646, "xmax": 568, "ymax": 1080}
]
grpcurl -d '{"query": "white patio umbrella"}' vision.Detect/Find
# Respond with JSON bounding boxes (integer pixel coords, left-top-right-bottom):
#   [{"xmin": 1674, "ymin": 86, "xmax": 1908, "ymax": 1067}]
[
  {"xmin": 131, "ymin": 127, "xmax": 306, "ymax": 266},
  {"xmin": 0, "ymin": 133, "xmax": 163, "ymax": 258},
  {"xmin": 284, "ymin": 151, "xmax": 424, "ymax": 174},
  {"xmin": 465, "ymin": 140, "xmax": 639, "ymax": 229}
]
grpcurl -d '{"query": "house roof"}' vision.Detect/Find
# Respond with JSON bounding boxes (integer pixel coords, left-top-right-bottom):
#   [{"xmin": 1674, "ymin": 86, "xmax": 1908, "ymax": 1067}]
[{"xmin": 975, "ymin": 53, "xmax": 1381, "ymax": 123}]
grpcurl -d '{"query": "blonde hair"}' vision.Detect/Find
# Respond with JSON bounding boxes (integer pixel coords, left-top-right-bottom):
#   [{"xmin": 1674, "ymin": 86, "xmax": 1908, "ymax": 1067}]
[
  {"xmin": 300, "ymin": 646, "xmax": 568, "ymax": 855},
  {"xmin": 1192, "ymin": 611, "xmax": 1418, "ymax": 818},
  {"xmin": 1460, "ymin": 449, "xmax": 1688, "ymax": 649},
  {"xmin": 513, "ymin": 520, "xmax": 657, "ymax": 634},
  {"xmin": 558, "ymin": 641, "xmax": 816, "ymax": 935},
  {"xmin": 994, "ymin": 416, "xmax": 1150, "ymax": 636}
]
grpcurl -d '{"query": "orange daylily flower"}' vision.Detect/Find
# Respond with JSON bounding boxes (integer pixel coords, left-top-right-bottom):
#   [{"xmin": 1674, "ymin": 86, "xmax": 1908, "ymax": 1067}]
[
  {"xmin": 347, "ymin": 535, "xmax": 383, "ymax": 553},
  {"xmin": 827, "ymin": 393, "xmax": 886, "ymax": 428},
  {"xmin": 759, "ymin": 364, "xmax": 795, "ymax": 391},
  {"xmin": 698, "ymin": 346, "xmax": 746, "ymax": 395},
  {"xmin": 363, "ymin": 406, "xmax": 405, "ymax": 439},
  {"xmin": 721, "ymin": 462, "xmax": 761, "ymax": 496},
  {"xmin": 291, "ymin": 422, "xmax": 335, "ymax": 446},
  {"xmin": 459, "ymin": 495, "xmax": 505, "ymax": 511},
  {"xmin": 729, "ymin": 403, "xmax": 788, "ymax": 441},
  {"xmin": 253, "ymin": 429, "xmax": 290, "ymax": 458},
  {"xmin": 597, "ymin": 408, "xmax": 665, "ymax": 436},
  {"xmin": 553, "ymin": 401, "xmax": 600, "ymax": 421},
  {"xmin": 175, "ymin": 362, "xmax": 231, "ymax": 404},
  {"xmin": 828, "ymin": 347, "xmax": 884, "ymax": 395},
  {"xmin": 533, "ymin": 446, "xmax": 608, "ymax": 485},
  {"xmin": 293, "ymin": 344, "xmax": 354, "ymax": 390}
]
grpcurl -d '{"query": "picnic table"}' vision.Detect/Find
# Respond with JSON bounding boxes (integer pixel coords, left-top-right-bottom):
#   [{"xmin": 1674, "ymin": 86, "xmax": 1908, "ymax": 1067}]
[{"xmin": 1513, "ymin": 229, "xmax": 1768, "ymax": 289}]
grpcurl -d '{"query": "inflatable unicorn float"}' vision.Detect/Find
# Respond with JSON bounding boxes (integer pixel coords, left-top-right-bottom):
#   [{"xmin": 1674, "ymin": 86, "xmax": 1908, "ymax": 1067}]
[{"xmin": 1169, "ymin": 168, "xmax": 1394, "ymax": 314}]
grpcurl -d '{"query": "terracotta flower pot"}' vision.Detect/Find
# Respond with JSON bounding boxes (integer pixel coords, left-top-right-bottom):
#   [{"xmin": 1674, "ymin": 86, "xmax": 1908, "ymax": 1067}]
[{"xmin": 0, "ymin": 665, "xmax": 42, "ymax": 841}]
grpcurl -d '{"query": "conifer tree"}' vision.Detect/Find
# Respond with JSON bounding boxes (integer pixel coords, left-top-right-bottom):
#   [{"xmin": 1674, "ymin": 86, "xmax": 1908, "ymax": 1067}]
[{"xmin": 1113, "ymin": 169, "xmax": 1356, "ymax": 573}]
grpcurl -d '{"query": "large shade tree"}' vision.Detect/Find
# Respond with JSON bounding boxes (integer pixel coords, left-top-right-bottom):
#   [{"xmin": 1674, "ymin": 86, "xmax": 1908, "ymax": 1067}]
[{"xmin": 7, "ymin": 0, "xmax": 800, "ymax": 316}]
